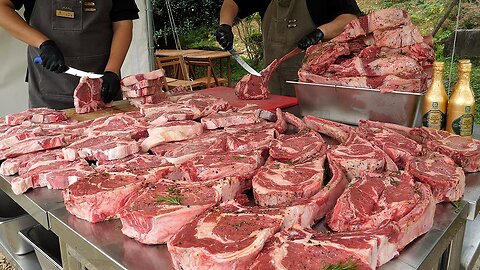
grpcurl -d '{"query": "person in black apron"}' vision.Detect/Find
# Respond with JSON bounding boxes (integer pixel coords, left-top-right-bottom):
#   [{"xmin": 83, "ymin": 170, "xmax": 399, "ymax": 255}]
[
  {"xmin": 0, "ymin": 0, "xmax": 139, "ymax": 109},
  {"xmin": 216, "ymin": 0, "xmax": 362, "ymax": 96}
]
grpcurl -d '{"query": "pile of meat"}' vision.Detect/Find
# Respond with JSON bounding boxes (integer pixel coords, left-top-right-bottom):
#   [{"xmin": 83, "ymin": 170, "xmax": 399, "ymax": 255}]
[
  {"xmin": 1, "ymin": 92, "xmax": 478, "ymax": 269},
  {"xmin": 120, "ymin": 69, "xmax": 168, "ymax": 107},
  {"xmin": 74, "ymin": 77, "xmax": 112, "ymax": 114},
  {"xmin": 299, "ymin": 8, "xmax": 435, "ymax": 93}
]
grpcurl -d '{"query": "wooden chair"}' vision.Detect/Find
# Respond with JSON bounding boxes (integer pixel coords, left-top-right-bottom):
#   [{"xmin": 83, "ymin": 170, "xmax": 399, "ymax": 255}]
[
  {"xmin": 183, "ymin": 56, "xmax": 228, "ymax": 88},
  {"xmin": 155, "ymin": 55, "xmax": 204, "ymax": 91}
]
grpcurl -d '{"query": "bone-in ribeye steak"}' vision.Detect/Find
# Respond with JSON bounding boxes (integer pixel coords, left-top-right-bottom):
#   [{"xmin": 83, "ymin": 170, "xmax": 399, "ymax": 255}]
[
  {"xmin": 0, "ymin": 149, "xmax": 62, "ymax": 176},
  {"xmin": 63, "ymin": 172, "xmax": 146, "ymax": 223},
  {"xmin": 201, "ymin": 111, "xmax": 261, "ymax": 130},
  {"xmin": 0, "ymin": 125, "xmax": 43, "ymax": 150},
  {"xmin": 5, "ymin": 108, "xmax": 69, "ymax": 125},
  {"xmin": 253, "ymin": 156, "xmax": 326, "ymax": 207},
  {"xmin": 269, "ymin": 130, "xmax": 325, "ymax": 164},
  {"xmin": 74, "ymin": 77, "xmax": 112, "ymax": 114},
  {"xmin": 0, "ymin": 135, "xmax": 66, "ymax": 160},
  {"xmin": 142, "ymin": 101, "xmax": 202, "ymax": 125},
  {"xmin": 62, "ymin": 135, "xmax": 140, "ymax": 161},
  {"xmin": 85, "ymin": 114, "xmax": 149, "ymax": 140},
  {"xmin": 140, "ymin": 120, "xmax": 204, "ymax": 152},
  {"xmin": 406, "ymin": 152, "xmax": 465, "ymax": 203},
  {"xmin": 120, "ymin": 180, "xmax": 221, "ymax": 244},
  {"xmin": 167, "ymin": 202, "xmax": 284, "ymax": 270},
  {"xmin": 328, "ymin": 171, "xmax": 436, "ymax": 251},
  {"xmin": 226, "ymin": 128, "xmax": 275, "ymax": 153},
  {"xmin": 176, "ymin": 94, "xmax": 232, "ymax": 117},
  {"xmin": 95, "ymin": 154, "xmax": 171, "ymax": 173},
  {"xmin": 250, "ymin": 224, "xmax": 400, "ymax": 270}
]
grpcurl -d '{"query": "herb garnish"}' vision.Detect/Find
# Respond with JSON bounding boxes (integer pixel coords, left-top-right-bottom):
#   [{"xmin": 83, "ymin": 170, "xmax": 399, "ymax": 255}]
[
  {"xmin": 323, "ymin": 260, "xmax": 357, "ymax": 270},
  {"xmin": 233, "ymin": 221, "xmax": 246, "ymax": 228},
  {"xmin": 155, "ymin": 187, "xmax": 184, "ymax": 205},
  {"xmin": 231, "ymin": 155, "xmax": 246, "ymax": 160}
]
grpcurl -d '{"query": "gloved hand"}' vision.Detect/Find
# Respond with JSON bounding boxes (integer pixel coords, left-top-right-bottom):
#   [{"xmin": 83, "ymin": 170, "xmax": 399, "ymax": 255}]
[
  {"xmin": 39, "ymin": 40, "xmax": 68, "ymax": 73},
  {"xmin": 101, "ymin": 71, "xmax": 120, "ymax": 103},
  {"xmin": 297, "ymin": 28, "xmax": 324, "ymax": 50},
  {"xmin": 216, "ymin": 24, "xmax": 234, "ymax": 50}
]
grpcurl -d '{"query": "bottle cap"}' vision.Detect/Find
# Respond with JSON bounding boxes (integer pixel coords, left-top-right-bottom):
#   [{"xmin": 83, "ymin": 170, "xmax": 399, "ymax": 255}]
[
  {"xmin": 433, "ymin": 61, "xmax": 444, "ymax": 69},
  {"xmin": 459, "ymin": 59, "xmax": 471, "ymax": 64},
  {"xmin": 459, "ymin": 61, "xmax": 472, "ymax": 72}
]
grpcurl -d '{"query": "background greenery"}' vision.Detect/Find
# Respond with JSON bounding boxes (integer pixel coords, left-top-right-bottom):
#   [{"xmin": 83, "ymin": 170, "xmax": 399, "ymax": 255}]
[{"xmin": 153, "ymin": 0, "xmax": 479, "ymax": 122}]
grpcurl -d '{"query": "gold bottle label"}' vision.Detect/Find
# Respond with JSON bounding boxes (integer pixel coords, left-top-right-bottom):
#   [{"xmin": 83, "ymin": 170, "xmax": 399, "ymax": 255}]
[
  {"xmin": 451, "ymin": 106, "xmax": 474, "ymax": 136},
  {"xmin": 423, "ymin": 110, "xmax": 446, "ymax": 130}
]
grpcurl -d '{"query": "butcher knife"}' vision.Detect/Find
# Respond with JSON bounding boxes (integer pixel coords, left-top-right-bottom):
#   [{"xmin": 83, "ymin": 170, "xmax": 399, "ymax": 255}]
[
  {"xmin": 33, "ymin": 56, "xmax": 103, "ymax": 79},
  {"xmin": 228, "ymin": 48, "xmax": 262, "ymax": 77}
]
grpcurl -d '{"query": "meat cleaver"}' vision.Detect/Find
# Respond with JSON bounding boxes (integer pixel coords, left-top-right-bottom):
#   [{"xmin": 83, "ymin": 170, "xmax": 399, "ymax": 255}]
[{"xmin": 33, "ymin": 56, "xmax": 103, "ymax": 79}]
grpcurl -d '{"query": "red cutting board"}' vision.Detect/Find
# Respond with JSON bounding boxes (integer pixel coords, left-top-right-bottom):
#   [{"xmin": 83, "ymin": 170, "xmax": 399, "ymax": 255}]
[{"xmin": 197, "ymin": 86, "xmax": 298, "ymax": 111}]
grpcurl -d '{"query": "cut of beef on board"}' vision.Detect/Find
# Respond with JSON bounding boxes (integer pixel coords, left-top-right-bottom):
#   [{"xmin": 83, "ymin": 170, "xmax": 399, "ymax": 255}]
[
  {"xmin": 269, "ymin": 130, "xmax": 325, "ymax": 164},
  {"xmin": 63, "ymin": 135, "xmax": 139, "ymax": 162},
  {"xmin": 252, "ymin": 156, "xmax": 326, "ymax": 207},
  {"xmin": 140, "ymin": 120, "xmax": 204, "ymax": 152},
  {"xmin": 121, "ymin": 69, "xmax": 165, "ymax": 87},
  {"xmin": 328, "ymin": 171, "xmax": 436, "ymax": 251},
  {"xmin": 282, "ymin": 161, "xmax": 348, "ymax": 229},
  {"xmin": 63, "ymin": 172, "xmax": 146, "ymax": 223},
  {"xmin": 0, "ymin": 135, "xmax": 66, "ymax": 160},
  {"xmin": 5, "ymin": 108, "xmax": 69, "ymax": 125},
  {"xmin": 0, "ymin": 125, "xmax": 43, "ymax": 150},
  {"xmin": 201, "ymin": 111, "xmax": 261, "ymax": 130},
  {"xmin": 74, "ymin": 77, "xmax": 112, "ymax": 114},
  {"xmin": 120, "ymin": 180, "xmax": 221, "ymax": 244},
  {"xmin": 250, "ymin": 224, "xmax": 400, "ymax": 270},
  {"xmin": 406, "ymin": 152, "xmax": 465, "ymax": 203},
  {"xmin": 167, "ymin": 202, "xmax": 284, "ymax": 270},
  {"xmin": 358, "ymin": 120, "xmax": 422, "ymax": 169}
]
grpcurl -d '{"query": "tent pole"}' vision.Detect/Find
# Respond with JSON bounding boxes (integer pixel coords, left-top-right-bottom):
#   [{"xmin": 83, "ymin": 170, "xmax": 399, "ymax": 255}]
[{"xmin": 146, "ymin": 0, "xmax": 156, "ymax": 71}]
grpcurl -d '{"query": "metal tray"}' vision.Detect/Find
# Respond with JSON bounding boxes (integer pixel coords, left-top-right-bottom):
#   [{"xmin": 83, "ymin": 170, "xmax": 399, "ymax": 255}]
[
  {"xmin": 288, "ymin": 81, "xmax": 424, "ymax": 127},
  {"xmin": 0, "ymin": 189, "xmax": 37, "ymax": 255},
  {"xmin": 19, "ymin": 225, "xmax": 62, "ymax": 270}
]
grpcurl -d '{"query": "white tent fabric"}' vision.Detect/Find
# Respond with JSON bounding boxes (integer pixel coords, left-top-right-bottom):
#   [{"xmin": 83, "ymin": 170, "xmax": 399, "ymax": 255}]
[{"xmin": 0, "ymin": 16, "xmax": 29, "ymax": 116}]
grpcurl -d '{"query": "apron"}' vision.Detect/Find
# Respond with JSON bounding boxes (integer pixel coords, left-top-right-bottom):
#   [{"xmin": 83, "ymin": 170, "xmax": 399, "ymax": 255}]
[
  {"xmin": 27, "ymin": 0, "xmax": 113, "ymax": 109},
  {"xmin": 262, "ymin": 0, "xmax": 316, "ymax": 96}
]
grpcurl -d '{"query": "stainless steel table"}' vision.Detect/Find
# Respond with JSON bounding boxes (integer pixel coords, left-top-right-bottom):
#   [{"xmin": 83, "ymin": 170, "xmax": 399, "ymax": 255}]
[{"xmin": 462, "ymin": 173, "xmax": 480, "ymax": 221}]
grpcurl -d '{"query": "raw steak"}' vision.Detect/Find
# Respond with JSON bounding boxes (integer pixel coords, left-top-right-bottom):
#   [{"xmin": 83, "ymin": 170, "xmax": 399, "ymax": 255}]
[
  {"xmin": 252, "ymin": 156, "xmax": 326, "ymax": 207},
  {"xmin": 201, "ymin": 111, "xmax": 260, "ymax": 130},
  {"xmin": 328, "ymin": 171, "xmax": 436, "ymax": 251},
  {"xmin": 74, "ymin": 77, "xmax": 112, "ymax": 114},
  {"xmin": 167, "ymin": 202, "xmax": 284, "ymax": 270},
  {"xmin": 282, "ymin": 161, "xmax": 348, "ymax": 229},
  {"xmin": 176, "ymin": 94, "xmax": 232, "ymax": 117},
  {"xmin": 269, "ymin": 130, "xmax": 325, "ymax": 163},
  {"xmin": 143, "ymin": 102, "xmax": 202, "ymax": 125},
  {"xmin": 173, "ymin": 150, "xmax": 266, "ymax": 182},
  {"xmin": 85, "ymin": 114, "xmax": 149, "ymax": 140},
  {"xmin": 120, "ymin": 77, "xmax": 163, "ymax": 90},
  {"xmin": 284, "ymin": 112, "xmax": 307, "ymax": 131},
  {"xmin": 406, "ymin": 152, "xmax": 465, "ymax": 203},
  {"xmin": 121, "ymin": 69, "xmax": 165, "ymax": 87},
  {"xmin": 140, "ymin": 120, "xmax": 204, "ymax": 152},
  {"xmin": 273, "ymin": 108, "xmax": 287, "ymax": 134},
  {"xmin": 0, "ymin": 150, "xmax": 60, "ymax": 176},
  {"xmin": 0, "ymin": 125, "xmax": 43, "ymax": 150},
  {"xmin": 226, "ymin": 128, "xmax": 274, "ymax": 152},
  {"xmin": 128, "ymin": 92, "xmax": 169, "ymax": 107},
  {"xmin": 95, "ymin": 154, "xmax": 171, "ymax": 173},
  {"xmin": 250, "ymin": 224, "xmax": 400, "ymax": 269},
  {"xmin": 121, "ymin": 85, "xmax": 159, "ymax": 97},
  {"xmin": 358, "ymin": 120, "xmax": 422, "ymax": 168},
  {"xmin": 5, "ymin": 108, "xmax": 68, "ymax": 125},
  {"xmin": 304, "ymin": 115, "xmax": 353, "ymax": 143},
  {"xmin": 0, "ymin": 135, "xmax": 66, "ymax": 160},
  {"xmin": 120, "ymin": 180, "xmax": 221, "ymax": 244},
  {"xmin": 38, "ymin": 162, "xmax": 95, "ymax": 190},
  {"xmin": 63, "ymin": 172, "xmax": 146, "ymax": 223},
  {"xmin": 62, "ymin": 135, "xmax": 140, "ymax": 161},
  {"xmin": 235, "ymin": 48, "xmax": 301, "ymax": 100}
]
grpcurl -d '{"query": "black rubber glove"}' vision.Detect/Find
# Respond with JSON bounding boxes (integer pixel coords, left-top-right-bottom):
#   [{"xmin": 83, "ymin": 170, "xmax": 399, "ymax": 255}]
[
  {"xmin": 216, "ymin": 24, "xmax": 234, "ymax": 50},
  {"xmin": 39, "ymin": 40, "xmax": 67, "ymax": 73},
  {"xmin": 297, "ymin": 28, "xmax": 324, "ymax": 50},
  {"xmin": 101, "ymin": 71, "xmax": 120, "ymax": 103}
]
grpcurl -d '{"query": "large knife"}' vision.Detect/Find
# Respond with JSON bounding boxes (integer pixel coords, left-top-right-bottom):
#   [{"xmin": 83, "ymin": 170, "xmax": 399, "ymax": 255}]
[
  {"xmin": 33, "ymin": 56, "xmax": 103, "ymax": 79},
  {"xmin": 228, "ymin": 48, "xmax": 262, "ymax": 77}
]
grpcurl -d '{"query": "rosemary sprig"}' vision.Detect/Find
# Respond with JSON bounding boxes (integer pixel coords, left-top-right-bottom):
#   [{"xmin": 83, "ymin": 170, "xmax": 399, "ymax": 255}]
[
  {"xmin": 231, "ymin": 155, "xmax": 246, "ymax": 160},
  {"xmin": 451, "ymin": 200, "xmax": 461, "ymax": 213},
  {"xmin": 155, "ymin": 194, "xmax": 184, "ymax": 205},
  {"xmin": 323, "ymin": 261, "xmax": 357, "ymax": 270}
]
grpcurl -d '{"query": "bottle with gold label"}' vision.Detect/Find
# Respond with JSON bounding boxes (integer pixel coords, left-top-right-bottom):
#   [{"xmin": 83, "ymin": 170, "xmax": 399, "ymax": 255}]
[
  {"xmin": 446, "ymin": 60, "xmax": 475, "ymax": 137},
  {"xmin": 422, "ymin": 62, "xmax": 448, "ymax": 129}
]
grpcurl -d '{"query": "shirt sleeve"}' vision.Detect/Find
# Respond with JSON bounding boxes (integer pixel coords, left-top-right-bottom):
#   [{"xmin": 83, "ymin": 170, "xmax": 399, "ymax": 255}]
[
  {"xmin": 327, "ymin": 0, "xmax": 363, "ymax": 17},
  {"xmin": 233, "ymin": 0, "xmax": 270, "ymax": 19},
  {"xmin": 111, "ymin": 0, "xmax": 140, "ymax": 22},
  {"xmin": 308, "ymin": 0, "xmax": 363, "ymax": 27}
]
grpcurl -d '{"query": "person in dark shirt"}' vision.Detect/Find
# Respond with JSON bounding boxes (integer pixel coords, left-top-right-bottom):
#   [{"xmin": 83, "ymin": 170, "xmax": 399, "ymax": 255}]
[
  {"xmin": 0, "ymin": 0, "xmax": 139, "ymax": 109},
  {"xmin": 216, "ymin": 0, "xmax": 362, "ymax": 96}
]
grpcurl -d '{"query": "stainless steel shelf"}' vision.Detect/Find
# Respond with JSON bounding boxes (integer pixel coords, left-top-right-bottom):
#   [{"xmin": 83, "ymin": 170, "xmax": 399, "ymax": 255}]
[
  {"xmin": 0, "ymin": 236, "xmax": 42, "ymax": 270},
  {"xmin": 0, "ymin": 176, "xmax": 64, "ymax": 229},
  {"xmin": 461, "ymin": 215, "xmax": 480, "ymax": 270},
  {"xmin": 462, "ymin": 173, "xmax": 480, "ymax": 220}
]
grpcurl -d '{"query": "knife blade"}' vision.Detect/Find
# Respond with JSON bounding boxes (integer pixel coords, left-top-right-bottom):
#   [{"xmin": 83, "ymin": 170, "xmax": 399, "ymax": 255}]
[
  {"xmin": 33, "ymin": 56, "xmax": 103, "ymax": 79},
  {"xmin": 228, "ymin": 48, "xmax": 262, "ymax": 77}
]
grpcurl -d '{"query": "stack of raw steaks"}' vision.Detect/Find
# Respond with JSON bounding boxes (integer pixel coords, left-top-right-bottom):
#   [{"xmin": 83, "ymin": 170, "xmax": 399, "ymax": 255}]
[{"xmin": 0, "ymin": 89, "xmax": 477, "ymax": 269}]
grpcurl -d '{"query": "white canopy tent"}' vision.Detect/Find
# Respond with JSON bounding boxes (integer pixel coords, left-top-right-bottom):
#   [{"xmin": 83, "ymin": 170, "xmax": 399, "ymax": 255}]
[{"xmin": 0, "ymin": 0, "xmax": 154, "ymax": 116}]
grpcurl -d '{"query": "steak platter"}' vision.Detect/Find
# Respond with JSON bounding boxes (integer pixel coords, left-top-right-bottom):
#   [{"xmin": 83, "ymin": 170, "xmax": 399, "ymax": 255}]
[{"xmin": 0, "ymin": 9, "xmax": 478, "ymax": 270}]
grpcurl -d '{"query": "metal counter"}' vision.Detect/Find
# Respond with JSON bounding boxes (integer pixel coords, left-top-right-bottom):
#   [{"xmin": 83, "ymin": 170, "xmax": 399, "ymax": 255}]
[
  {"xmin": 462, "ymin": 173, "xmax": 480, "ymax": 220},
  {"xmin": 0, "ymin": 176, "xmax": 64, "ymax": 229}
]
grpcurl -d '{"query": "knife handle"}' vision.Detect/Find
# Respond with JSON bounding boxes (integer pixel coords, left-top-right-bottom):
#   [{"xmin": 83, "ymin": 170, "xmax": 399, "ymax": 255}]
[{"xmin": 33, "ymin": 56, "xmax": 42, "ymax": 64}]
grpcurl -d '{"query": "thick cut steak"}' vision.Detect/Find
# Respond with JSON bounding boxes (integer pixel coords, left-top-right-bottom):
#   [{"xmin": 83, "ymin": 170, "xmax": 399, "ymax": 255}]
[
  {"xmin": 140, "ymin": 120, "xmax": 204, "ymax": 152},
  {"xmin": 95, "ymin": 154, "xmax": 171, "ymax": 173},
  {"xmin": 121, "ymin": 86, "xmax": 159, "ymax": 98},
  {"xmin": 406, "ymin": 152, "xmax": 465, "ymax": 203},
  {"xmin": 121, "ymin": 69, "xmax": 165, "ymax": 87},
  {"xmin": 328, "ymin": 171, "xmax": 435, "ymax": 251},
  {"xmin": 128, "ymin": 92, "xmax": 169, "ymax": 107},
  {"xmin": 167, "ymin": 202, "xmax": 284, "ymax": 270},
  {"xmin": 273, "ymin": 108, "xmax": 287, "ymax": 134},
  {"xmin": 5, "ymin": 108, "xmax": 68, "ymax": 125},
  {"xmin": 85, "ymin": 114, "xmax": 149, "ymax": 140},
  {"xmin": 201, "ymin": 111, "xmax": 261, "ymax": 130},
  {"xmin": 269, "ymin": 130, "xmax": 325, "ymax": 163},
  {"xmin": 250, "ymin": 224, "xmax": 400, "ymax": 270},
  {"xmin": 0, "ymin": 125, "xmax": 43, "ymax": 150},
  {"xmin": 141, "ymin": 101, "xmax": 202, "ymax": 122},
  {"xmin": 226, "ymin": 128, "xmax": 274, "ymax": 153},
  {"xmin": 63, "ymin": 135, "xmax": 139, "ymax": 161},
  {"xmin": 176, "ymin": 94, "xmax": 232, "ymax": 117},
  {"xmin": 0, "ymin": 135, "xmax": 66, "ymax": 160},
  {"xmin": 63, "ymin": 172, "xmax": 145, "ymax": 223},
  {"xmin": 74, "ymin": 77, "xmax": 112, "ymax": 114},
  {"xmin": 0, "ymin": 150, "xmax": 61, "ymax": 176},
  {"xmin": 120, "ymin": 180, "xmax": 221, "ymax": 244},
  {"xmin": 282, "ymin": 161, "xmax": 348, "ymax": 229},
  {"xmin": 358, "ymin": 120, "xmax": 422, "ymax": 168},
  {"xmin": 253, "ymin": 156, "xmax": 326, "ymax": 207}
]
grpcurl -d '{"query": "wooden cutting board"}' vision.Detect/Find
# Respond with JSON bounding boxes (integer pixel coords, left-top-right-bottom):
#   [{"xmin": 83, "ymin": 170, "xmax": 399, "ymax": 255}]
[{"xmin": 63, "ymin": 100, "xmax": 137, "ymax": 122}]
